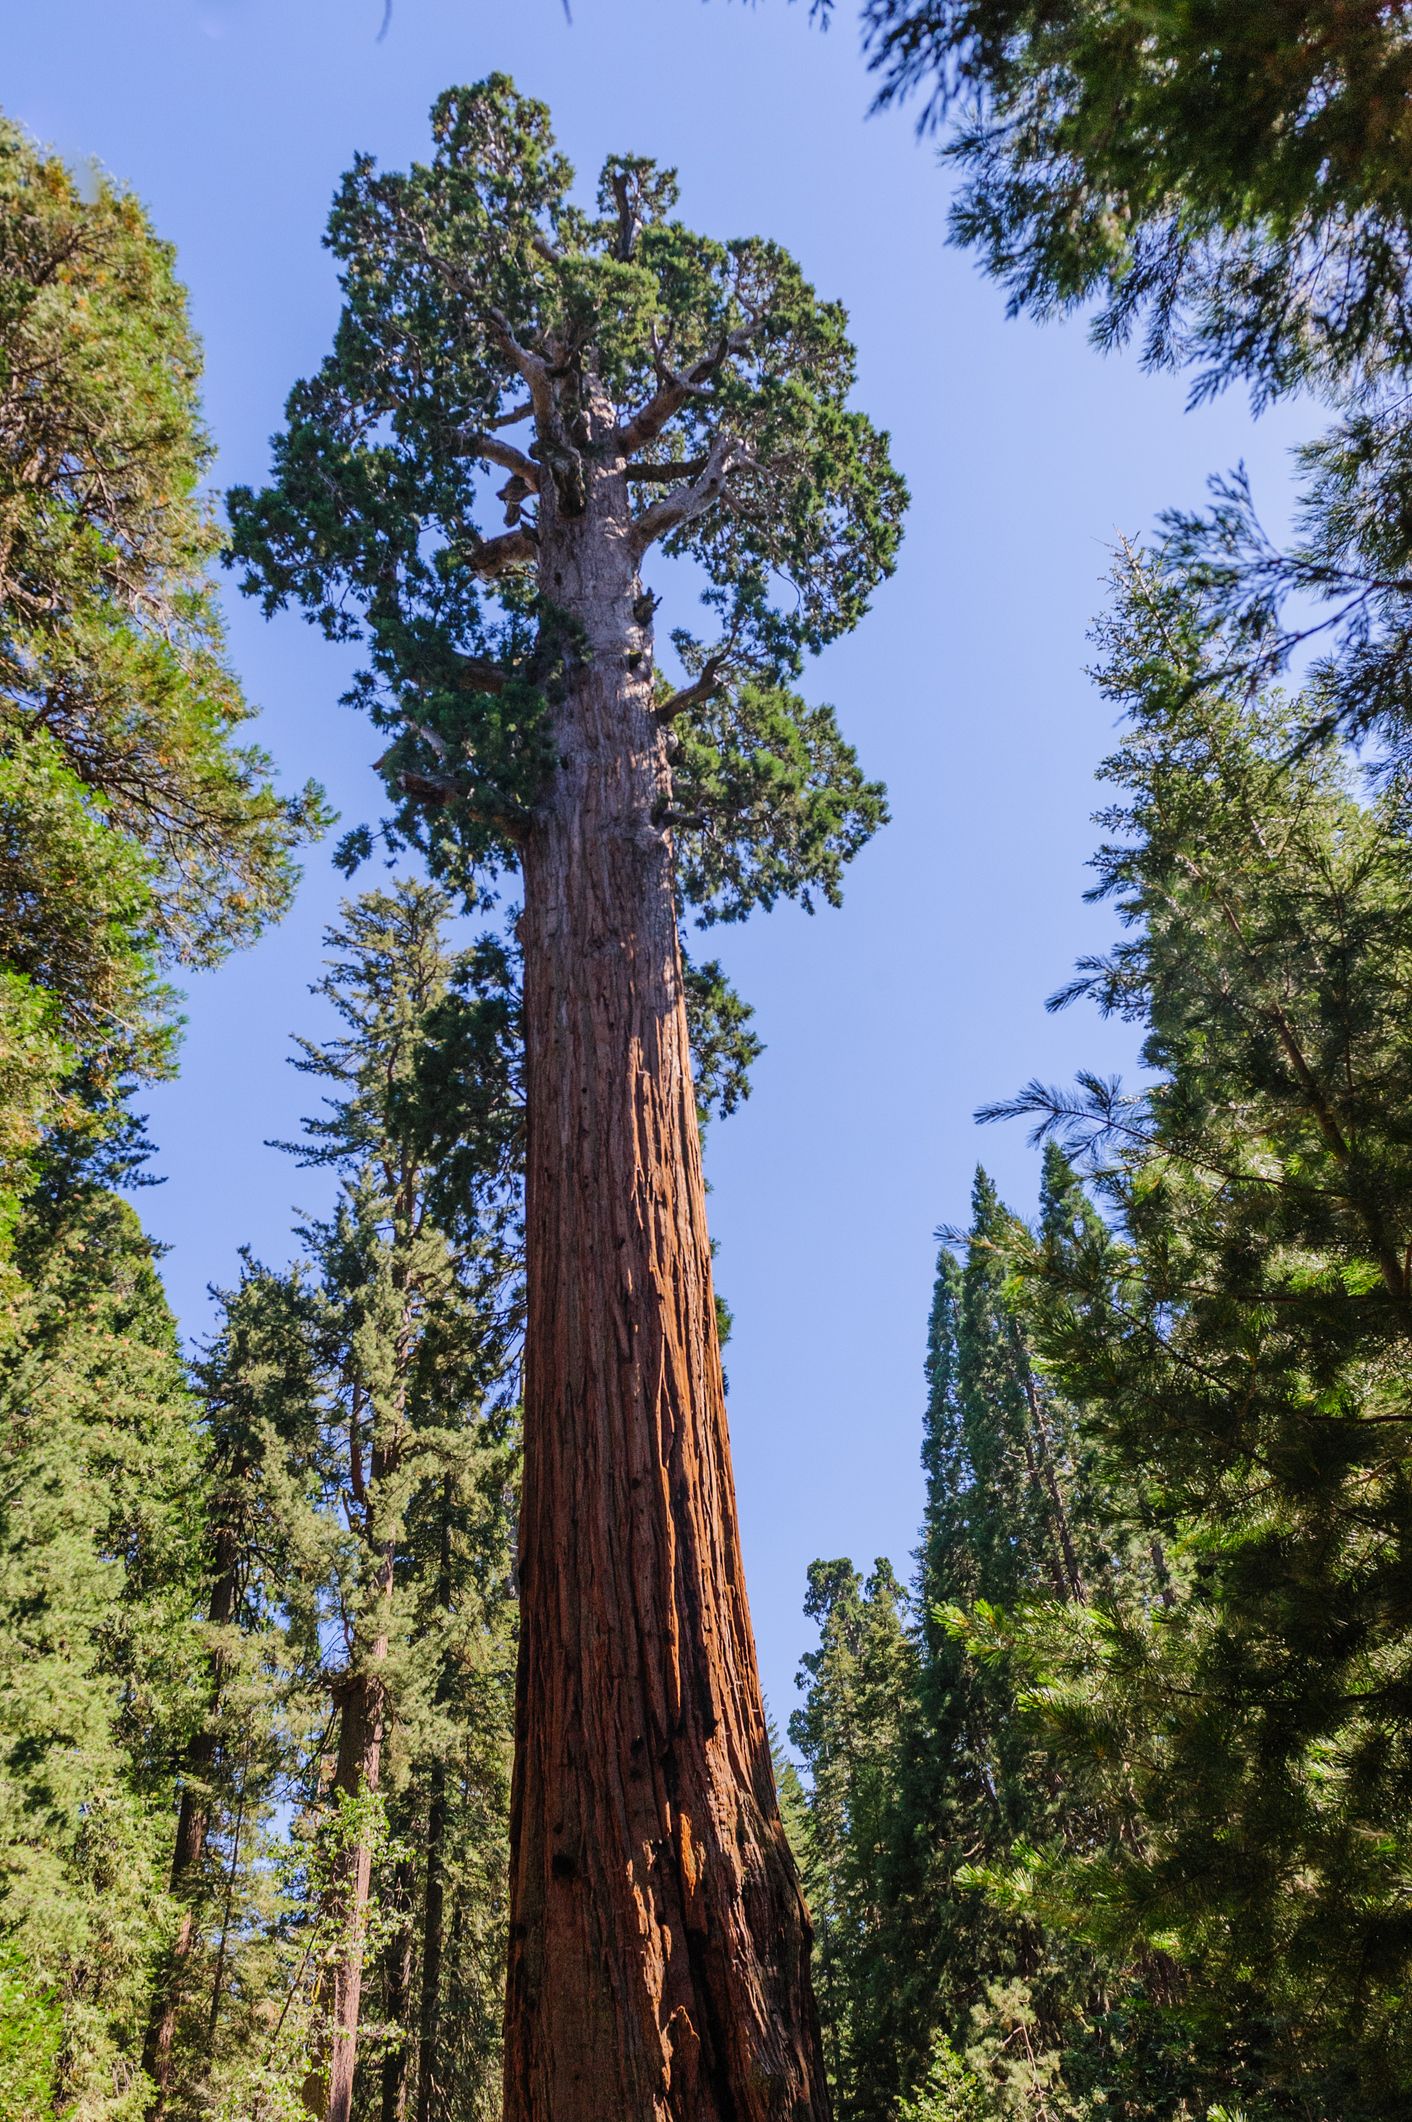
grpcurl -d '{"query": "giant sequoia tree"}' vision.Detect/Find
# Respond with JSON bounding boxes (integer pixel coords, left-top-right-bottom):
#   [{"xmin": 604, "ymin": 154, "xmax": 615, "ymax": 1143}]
[{"xmin": 230, "ymin": 77, "xmax": 904, "ymax": 2122}]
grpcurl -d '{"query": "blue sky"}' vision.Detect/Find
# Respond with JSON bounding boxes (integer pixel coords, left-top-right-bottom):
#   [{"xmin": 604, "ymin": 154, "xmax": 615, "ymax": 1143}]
[{"xmin": 12, "ymin": 0, "xmax": 1307, "ymax": 1728}]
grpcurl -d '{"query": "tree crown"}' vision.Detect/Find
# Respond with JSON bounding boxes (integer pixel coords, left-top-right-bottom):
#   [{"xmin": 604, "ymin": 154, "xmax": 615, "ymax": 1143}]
[{"xmin": 229, "ymin": 77, "xmax": 906, "ymax": 921}]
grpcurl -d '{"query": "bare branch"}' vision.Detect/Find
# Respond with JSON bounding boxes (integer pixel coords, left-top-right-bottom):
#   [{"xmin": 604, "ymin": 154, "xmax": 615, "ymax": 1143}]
[
  {"xmin": 616, "ymin": 320, "xmax": 768, "ymax": 456},
  {"xmin": 626, "ymin": 456, "xmax": 709, "ymax": 484},
  {"xmin": 448, "ymin": 654, "xmax": 509, "ymax": 696},
  {"xmin": 486, "ymin": 399, "xmax": 535, "ymax": 430},
  {"xmin": 610, "ymin": 170, "xmax": 639, "ymax": 262},
  {"xmin": 631, "ymin": 435, "xmax": 744, "ymax": 553},
  {"xmin": 453, "ymin": 430, "xmax": 540, "ymax": 484},
  {"xmin": 388, "ymin": 766, "xmax": 527, "ymax": 844},
  {"xmin": 485, "ymin": 306, "xmax": 556, "ymax": 429},
  {"xmin": 463, "ymin": 528, "xmax": 537, "ymax": 579},
  {"xmin": 655, "ymin": 653, "xmax": 728, "ymax": 724}
]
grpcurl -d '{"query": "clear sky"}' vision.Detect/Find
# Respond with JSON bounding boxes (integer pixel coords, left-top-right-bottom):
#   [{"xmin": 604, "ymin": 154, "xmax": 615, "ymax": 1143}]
[{"xmin": 11, "ymin": 0, "xmax": 1307, "ymax": 1731}]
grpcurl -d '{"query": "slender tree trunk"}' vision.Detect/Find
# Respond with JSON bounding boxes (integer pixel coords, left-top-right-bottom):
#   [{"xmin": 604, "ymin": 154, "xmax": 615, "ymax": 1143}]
[
  {"xmin": 415, "ymin": 1483, "xmax": 454, "ymax": 2122},
  {"xmin": 380, "ymin": 1857, "xmax": 417, "ymax": 2122},
  {"xmin": 303, "ymin": 1662, "xmax": 387, "ymax": 2122},
  {"xmin": 1008, "ymin": 1330, "xmax": 1087, "ymax": 1604},
  {"xmin": 503, "ymin": 421, "xmax": 829, "ymax": 2121},
  {"xmin": 142, "ymin": 1508, "xmax": 242, "ymax": 2115}
]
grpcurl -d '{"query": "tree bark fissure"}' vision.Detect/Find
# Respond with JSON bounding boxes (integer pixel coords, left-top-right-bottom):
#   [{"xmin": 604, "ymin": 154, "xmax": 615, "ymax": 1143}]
[{"xmin": 503, "ymin": 392, "xmax": 829, "ymax": 2121}]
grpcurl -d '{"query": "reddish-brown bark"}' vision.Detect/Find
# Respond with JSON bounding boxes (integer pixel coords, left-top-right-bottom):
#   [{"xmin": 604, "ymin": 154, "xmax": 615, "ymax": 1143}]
[
  {"xmin": 303, "ymin": 1664, "xmax": 388, "ymax": 2122},
  {"xmin": 502, "ymin": 393, "xmax": 829, "ymax": 2121}
]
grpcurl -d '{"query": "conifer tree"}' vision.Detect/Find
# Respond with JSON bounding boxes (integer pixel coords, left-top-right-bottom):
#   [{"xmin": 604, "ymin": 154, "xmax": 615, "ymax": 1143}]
[
  {"xmin": 791, "ymin": 1154, "xmax": 1190, "ymax": 2120},
  {"xmin": 983, "ymin": 549, "xmax": 1412, "ymax": 2115},
  {"xmin": 265, "ymin": 885, "xmax": 517, "ymax": 2122},
  {"xmin": 229, "ymin": 76, "xmax": 905, "ymax": 2121},
  {"xmin": 0, "ymin": 115, "xmax": 324, "ymax": 1295},
  {"xmin": 140, "ymin": 1260, "xmax": 323, "ymax": 2120},
  {"xmin": 829, "ymin": 3, "xmax": 1412, "ymax": 829},
  {"xmin": 0, "ymin": 1170, "xmax": 206, "ymax": 2117},
  {"xmin": 788, "ymin": 1557, "xmax": 916, "ymax": 2118}
]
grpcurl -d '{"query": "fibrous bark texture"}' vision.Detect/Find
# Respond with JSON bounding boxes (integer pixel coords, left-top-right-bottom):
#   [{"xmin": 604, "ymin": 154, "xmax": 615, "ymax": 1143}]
[{"xmin": 504, "ymin": 412, "xmax": 829, "ymax": 2121}]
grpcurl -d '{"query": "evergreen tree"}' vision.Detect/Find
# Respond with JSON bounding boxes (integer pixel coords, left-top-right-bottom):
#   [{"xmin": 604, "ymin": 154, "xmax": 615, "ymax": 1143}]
[
  {"xmin": 228, "ymin": 75, "xmax": 905, "ymax": 2121},
  {"xmin": 983, "ymin": 548, "xmax": 1412, "ymax": 2115},
  {"xmin": 140, "ymin": 1258, "xmax": 324, "ymax": 2122},
  {"xmin": 0, "ymin": 115, "xmax": 325, "ymax": 1291},
  {"xmin": 789, "ymin": 1556, "xmax": 917, "ymax": 2118},
  {"xmin": 253, "ymin": 885, "xmax": 517, "ymax": 2122},
  {"xmin": 792, "ymin": 1152, "xmax": 1194, "ymax": 2121},
  {"xmin": 825, "ymin": 3, "xmax": 1412, "ymax": 868},
  {"xmin": 0, "ymin": 1172, "xmax": 206, "ymax": 2119}
]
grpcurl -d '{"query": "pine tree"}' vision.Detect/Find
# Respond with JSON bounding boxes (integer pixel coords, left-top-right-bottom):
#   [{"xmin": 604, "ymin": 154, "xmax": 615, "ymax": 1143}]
[
  {"xmin": 228, "ymin": 76, "xmax": 905, "ymax": 2121},
  {"xmin": 263, "ymin": 885, "xmax": 518, "ymax": 2122},
  {"xmin": 0, "ymin": 1170, "xmax": 206, "ymax": 2118},
  {"xmin": 0, "ymin": 115, "xmax": 325, "ymax": 1298},
  {"xmin": 139, "ymin": 1258, "xmax": 324, "ymax": 2121},
  {"xmin": 791, "ymin": 1153, "xmax": 1190, "ymax": 2121},
  {"xmin": 828, "ymin": 3, "xmax": 1412, "ymax": 885},
  {"xmin": 983, "ymin": 548, "xmax": 1412, "ymax": 2114},
  {"xmin": 789, "ymin": 1557, "xmax": 917, "ymax": 2118}
]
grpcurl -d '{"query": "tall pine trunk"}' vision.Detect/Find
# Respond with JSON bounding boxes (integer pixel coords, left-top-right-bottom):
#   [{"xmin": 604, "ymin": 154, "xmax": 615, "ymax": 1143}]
[
  {"xmin": 380, "ymin": 1857, "xmax": 416, "ymax": 2122},
  {"xmin": 415, "ymin": 1481, "xmax": 454, "ymax": 2122},
  {"xmin": 503, "ymin": 431, "xmax": 828, "ymax": 2121},
  {"xmin": 304, "ymin": 1662, "xmax": 387, "ymax": 2122},
  {"xmin": 142, "ymin": 1504, "xmax": 243, "ymax": 2115}
]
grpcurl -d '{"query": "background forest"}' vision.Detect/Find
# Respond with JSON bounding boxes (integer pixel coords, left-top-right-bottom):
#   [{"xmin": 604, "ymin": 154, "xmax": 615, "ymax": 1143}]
[{"xmin": 7, "ymin": 3, "xmax": 1412, "ymax": 2120}]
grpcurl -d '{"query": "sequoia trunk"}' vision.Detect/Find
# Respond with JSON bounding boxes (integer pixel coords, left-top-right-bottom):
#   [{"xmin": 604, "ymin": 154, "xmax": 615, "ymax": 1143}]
[{"xmin": 502, "ymin": 433, "xmax": 829, "ymax": 2119}]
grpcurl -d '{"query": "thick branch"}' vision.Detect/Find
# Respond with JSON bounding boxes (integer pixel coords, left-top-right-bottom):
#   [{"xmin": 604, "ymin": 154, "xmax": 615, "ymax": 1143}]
[
  {"xmin": 626, "ymin": 456, "xmax": 709, "ymax": 484},
  {"xmin": 390, "ymin": 767, "xmax": 525, "ymax": 843},
  {"xmin": 447, "ymin": 653, "xmax": 509, "ymax": 695},
  {"xmin": 655, "ymin": 654, "xmax": 728, "ymax": 724},
  {"xmin": 454, "ymin": 430, "xmax": 540, "ymax": 485},
  {"xmin": 464, "ymin": 528, "xmax": 536, "ymax": 579},
  {"xmin": 616, "ymin": 320, "xmax": 767, "ymax": 456},
  {"xmin": 631, "ymin": 436, "xmax": 743, "ymax": 554}
]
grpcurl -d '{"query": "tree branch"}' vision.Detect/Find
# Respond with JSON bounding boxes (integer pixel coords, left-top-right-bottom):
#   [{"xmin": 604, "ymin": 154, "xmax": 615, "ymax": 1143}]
[
  {"xmin": 453, "ymin": 430, "xmax": 540, "ymax": 484},
  {"xmin": 616, "ymin": 320, "xmax": 768, "ymax": 456},
  {"xmin": 389, "ymin": 767, "xmax": 527, "ymax": 844},
  {"xmin": 626, "ymin": 456, "xmax": 709, "ymax": 484},
  {"xmin": 631, "ymin": 435, "xmax": 744, "ymax": 553},
  {"xmin": 447, "ymin": 653, "xmax": 509, "ymax": 695},
  {"xmin": 655, "ymin": 653, "xmax": 728, "ymax": 723},
  {"xmin": 463, "ymin": 528, "xmax": 536, "ymax": 578}
]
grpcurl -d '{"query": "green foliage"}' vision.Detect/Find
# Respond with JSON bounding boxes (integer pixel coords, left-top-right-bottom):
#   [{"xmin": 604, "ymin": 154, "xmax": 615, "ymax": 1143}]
[
  {"xmin": 141, "ymin": 885, "xmax": 520, "ymax": 2122},
  {"xmin": 980, "ymin": 549, "xmax": 1412, "ymax": 2115},
  {"xmin": 228, "ymin": 74, "xmax": 903, "ymax": 924},
  {"xmin": 0, "ymin": 1179, "xmax": 206, "ymax": 2118},
  {"xmin": 849, "ymin": 0, "xmax": 1412, "ymax": 401},
  {"xmin": 0, "ymin": 113, "xmax": 326, "ymax": 1291},
  {"xmin": 895, "ymin": 2032, "xmax": 987, "ymax": 2122},
  {"xmin": 0, "ymin": 1937, "xmax": 61, "ymax": 2117}
]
